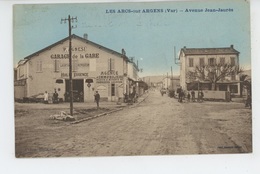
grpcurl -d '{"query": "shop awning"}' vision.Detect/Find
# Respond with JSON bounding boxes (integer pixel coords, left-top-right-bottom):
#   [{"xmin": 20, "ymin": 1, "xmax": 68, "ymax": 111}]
[{"xmin": 56, "ymin": 79, "xmax": 63, "ymax": 83}]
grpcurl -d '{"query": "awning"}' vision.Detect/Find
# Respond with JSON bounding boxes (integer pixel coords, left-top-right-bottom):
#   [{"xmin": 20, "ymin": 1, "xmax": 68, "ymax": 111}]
[
  {"xmin": 85, "ymin": 79, "xmax": 94, "ymax": 83},
  {"xmin": 56, "ymin": 79, "xmax": 63, "ymax": 83}
]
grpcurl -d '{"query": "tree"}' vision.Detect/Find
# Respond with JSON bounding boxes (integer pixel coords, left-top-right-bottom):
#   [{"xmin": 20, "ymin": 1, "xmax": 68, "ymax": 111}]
[
  {"xmin": 239, "ymin": 74, "xmax": 251, "ymax": 96},
  {"xmin": 186, "ymin": 63, "xmax": 243, "ymax": 90}
]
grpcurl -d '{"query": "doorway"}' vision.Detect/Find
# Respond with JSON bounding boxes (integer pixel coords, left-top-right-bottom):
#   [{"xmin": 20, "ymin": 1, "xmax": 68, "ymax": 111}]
[{"xmin": 65, "ymin": 79, "xmax": 84, "ymax": 102}]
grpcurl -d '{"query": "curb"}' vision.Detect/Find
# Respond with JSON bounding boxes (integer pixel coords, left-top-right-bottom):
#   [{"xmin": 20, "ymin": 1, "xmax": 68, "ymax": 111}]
[
  {"xmin": 70, "ymin": 108, "xmax": 123, "ymax": 124},
  {"xmin": 129, "ymin": 93, "xmax": 149, "ymax": 108},
  {"xmin": 70, "ymin": 93, "xmax": 149, "ymax": 124}
]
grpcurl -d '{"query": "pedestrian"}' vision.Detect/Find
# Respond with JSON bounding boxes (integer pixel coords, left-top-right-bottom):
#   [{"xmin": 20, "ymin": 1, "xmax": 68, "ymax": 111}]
[
  {"xmin": 200, "ymin": 90, "xmax": 204, "ymax": 102},
  {"xmin": 179, "ymin": 89, "xmax": 184, "ymax": 103},
  {"xmin": 44, "ymin": 91, "xmax": 48, "ymax": 104},
  {"xmin": 197, "ymin": 90, "xmax": 201, "ymax": 102},
  {"xmin": 94, "ymin": 91, "xmax": 100, "ymax": 109},
  {"xmin": 245, "ymin": 94, "xmax": 251, "ymax": 109},
  {"xmin": 191, "ymin": 89, "xmax": 195, "ymax": 102},
  {"xmin": 64, "ymin": 92, "xmax": 69, "ymax": 102},
  {"xmin": 187, "ymin": 91, "xmax": 191, "ymax": 102},
  {"xmin": 53, "ymin": 89, "xmax": 59, "ymax": 104},
  {"xmin": 177, "ymin": 87, "xmax": 182, "ymax": 102}
]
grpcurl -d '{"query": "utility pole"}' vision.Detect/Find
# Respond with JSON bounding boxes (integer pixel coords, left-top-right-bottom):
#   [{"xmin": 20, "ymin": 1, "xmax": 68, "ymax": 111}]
[{"xmin": 61, "ymin": 15, "xmax": 77, "ymax": 116}]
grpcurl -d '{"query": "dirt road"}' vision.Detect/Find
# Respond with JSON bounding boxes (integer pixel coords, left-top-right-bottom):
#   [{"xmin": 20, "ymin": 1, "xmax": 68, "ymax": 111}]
[{"xmin": 15, "ymin": 90, "xmax": 252, "ymax": 157}]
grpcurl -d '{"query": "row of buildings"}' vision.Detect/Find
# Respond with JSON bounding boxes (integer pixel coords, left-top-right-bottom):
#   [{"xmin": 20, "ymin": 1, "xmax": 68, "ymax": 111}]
[
  {"xmin": 14, "ymin": 34, "xmax": 147, "ymax": 102},
  {"xmin": 14, "ymin": 33, "xmax": 249, "ymax": 102},
  {"xmin": 155, "ymin": 45, "xmax": 248, "ymax": 98}
]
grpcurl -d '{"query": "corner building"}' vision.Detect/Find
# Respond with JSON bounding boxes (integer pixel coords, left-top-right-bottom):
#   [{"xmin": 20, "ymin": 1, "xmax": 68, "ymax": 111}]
[
  {"xmin": 15, "ymin": 34, "xmax": 136, "ymax": 102},
  {"xmin": 179, "ymin": 45, "xmax": 240, "ymax": 95}
]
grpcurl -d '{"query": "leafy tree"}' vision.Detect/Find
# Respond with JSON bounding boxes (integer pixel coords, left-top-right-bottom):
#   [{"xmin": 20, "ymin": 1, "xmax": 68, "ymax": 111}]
[{"xmin": 186, "ymin": 63, "xmax": 243, "ymax": 90}]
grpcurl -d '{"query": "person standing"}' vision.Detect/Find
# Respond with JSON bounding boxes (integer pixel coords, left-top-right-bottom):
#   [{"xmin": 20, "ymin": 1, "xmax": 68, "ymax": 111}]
[
  {"xmin": 53, "ymin": 89, "xmax": 59, "ymax": 104},
  {"xmin": 179, "ymin": 88, "xmax": 184, "ymax": 103},
  {"xmin": 44, "ymin": 91, "xmax": 48, "ymax": 104},
  {"xmin": 187, "ymin": 91, "xmax": 191, "ymax": 102},
  {"xmin": 191, "ymin": 89, "xmax": 195, "ymax": 102},
  {"xmin": 200, "ymin": 90, "xmax": 204, "ymax": 102},
  {"xmin": 94, "ymin": 91, "xmax": 100, "ymax": 109},
  {"xmin": 197, "ymin": 90, "xmax": 201, "ymax": 102}
]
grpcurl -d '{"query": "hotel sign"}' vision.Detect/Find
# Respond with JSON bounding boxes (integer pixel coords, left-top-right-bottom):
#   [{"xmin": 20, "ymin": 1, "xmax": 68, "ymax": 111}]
[{"xmin": 61, "ymin": 72, "xmax": 89, "ymax": 78}]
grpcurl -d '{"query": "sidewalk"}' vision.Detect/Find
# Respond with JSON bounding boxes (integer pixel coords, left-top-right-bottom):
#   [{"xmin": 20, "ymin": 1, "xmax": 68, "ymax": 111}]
[
  {"xmin": 70, "ymin": 92, "xmax": 149, "ymax": 124},
  {"xmin": 15, "ymin": 93, "xmax": 150, "ymax": 124}
]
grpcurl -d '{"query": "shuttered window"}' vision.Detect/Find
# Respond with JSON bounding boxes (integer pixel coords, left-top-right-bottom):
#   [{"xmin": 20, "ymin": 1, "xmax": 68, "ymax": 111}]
[
  {"xmin": 108, "ymin": 58, "xmax": 115, "ymax": 71},
  {"xmin": 189, "ymin": 58, "xmax": 193, "ymax": 67},
  {"xmin": 54, "ymin": 60, "xmax": 60, "ymax": 72},
  {"xmin": 220, "ymin": 57, "xmax": 225, "ymax": 65},
  {"xmin": 208, "ymin": 58, "xmax": 215, "ymax": 66},
  {"xmin": 199, "ymin": 58, "xmax": 205, "ymax": 66},
  {"xmin": 230, "ymin": 57, "xmax": 236, "ymax": 66},
  {"xmin": 36, "ymin": 61, "xmax": 42, "ymax": 72}
]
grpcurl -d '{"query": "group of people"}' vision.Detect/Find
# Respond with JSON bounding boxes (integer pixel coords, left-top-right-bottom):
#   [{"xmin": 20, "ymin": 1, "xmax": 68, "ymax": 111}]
[
  {"xmin": 123, "ymin": 91, "xmax": 138, "ymax": 104},
  {"xmin": 44, "ymin": 90, "xmax": 59, "ymax": 104},
  {"xmin": 177, "ymin": 87, "xmax": 204, "ymax": 103},
  {"xmin": 44, "ymin": 89, "xmax": 101, "ymax": 109}
]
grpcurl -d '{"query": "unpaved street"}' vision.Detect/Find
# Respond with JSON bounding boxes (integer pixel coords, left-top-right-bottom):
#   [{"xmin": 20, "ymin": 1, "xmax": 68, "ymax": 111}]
[{"xmin": 15, "ymin": 90, "xmax": 252, "ymax": 157}]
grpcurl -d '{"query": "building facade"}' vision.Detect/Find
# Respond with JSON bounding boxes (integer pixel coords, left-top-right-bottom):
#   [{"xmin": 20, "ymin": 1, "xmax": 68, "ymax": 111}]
[
  {"xmin": 15, "ymin": 34, "xmax": 140, "ymax": 102},
  {"xmin": 179, "ymin": 45, "xmax": 240, "ymax": 95},
  {"xmin": 162, "ymin": 76, "xmax": 180, "ymax": 91}
]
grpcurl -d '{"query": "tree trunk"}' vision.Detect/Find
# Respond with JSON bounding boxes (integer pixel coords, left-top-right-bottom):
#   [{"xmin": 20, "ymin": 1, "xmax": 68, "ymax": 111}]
[{"xmin": 211, "ymin": 82, "xmax": 217, "ymax": 91}]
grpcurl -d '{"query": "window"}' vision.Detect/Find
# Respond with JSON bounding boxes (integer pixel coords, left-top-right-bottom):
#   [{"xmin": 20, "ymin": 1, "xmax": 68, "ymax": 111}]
[
  {"xmin": 54, "ymin": 60, "xmax": 60, "ymax": 72},
  {"xmin": 189, "ymin": 58, "xmax": 194, "ymax": 67},
  {"xmin": 72, "ymin": 60, "xmax": 78, "ymax": 72},
  {"xmin": 108, "ymin": 58, "xmax": 115, "ymax": 71},
  {"xmin": 36, "ymin": 61, "xmax": 42, "ymax": 72},
  {"xmin": 219, "ymin": 85, "xmax": 227, "ymax": 91},
  {"xmin": 230, "ymin": 57, "xmax": 236, "ymax": 66},
  {"xmin": 208, "ymin": 58, "xmax": 215, "ymax": 66},
  {"xmin": 199, "ymin": 58, "xmax": 205, "ymax": 66},
  {"xmin": 111, "ymin": 84, "xmax": 115, "ymax": 96},
  {"xmin": 220, "ymin": 57, "xmax": 225, "ymax": 65},
  {"xmin": 18, "ymin": 66, "xmax": 24, "ymax": 77},
  {"xmin": 230, "ymin": 85, "xmax": 238, "ymax": 93}
]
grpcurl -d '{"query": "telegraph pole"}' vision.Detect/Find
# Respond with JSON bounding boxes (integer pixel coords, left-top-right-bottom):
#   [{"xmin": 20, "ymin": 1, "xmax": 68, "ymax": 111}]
[{"xmin": 61, "ymin": 15, "xmax": 77, "ymax": 116}]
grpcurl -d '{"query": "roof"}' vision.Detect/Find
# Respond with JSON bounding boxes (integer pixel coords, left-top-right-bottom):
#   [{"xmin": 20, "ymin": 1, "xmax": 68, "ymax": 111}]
[
  {"xmin": 180, "ymin": 45, "xmax": 240, "ymax": 56},
  {"xmin": 22, "ymin": 34, "xmax": 128, "ymax": 62}
]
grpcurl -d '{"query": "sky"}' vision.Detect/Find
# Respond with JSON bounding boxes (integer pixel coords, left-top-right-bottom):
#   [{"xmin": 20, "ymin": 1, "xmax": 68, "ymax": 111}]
[{"xmin": 13, "ymin": 0, "xmax": 251, "ymax": 77}]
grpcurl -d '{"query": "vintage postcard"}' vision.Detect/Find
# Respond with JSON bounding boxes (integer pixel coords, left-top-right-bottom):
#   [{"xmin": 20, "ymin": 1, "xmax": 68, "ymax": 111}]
[{"xmin": 13, "ymin": 0, "xmax": 251, "ymax": 158}]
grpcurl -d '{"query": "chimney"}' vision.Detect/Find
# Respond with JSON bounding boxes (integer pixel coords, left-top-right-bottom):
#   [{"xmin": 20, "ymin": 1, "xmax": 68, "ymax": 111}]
[
  {"xmin": 122, "ymin": 48, "xmax": 126, "ymax": 56},
  {"xmin": 183, "ymin": 46, "xmax": 186, "ymax": 49},
  {"xmin": 83, "ymin": 33, "xmax": 88, "ymax": 40},
  {"xmin": 230, "ymin": 44, "xmax": 234, "ymax": 48}
]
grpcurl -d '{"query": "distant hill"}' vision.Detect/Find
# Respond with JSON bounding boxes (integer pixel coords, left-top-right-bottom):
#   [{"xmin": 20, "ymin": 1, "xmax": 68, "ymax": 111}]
[{"xmin": 142, "ymin": 76, "xmax": 164, "ymax": 84}]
